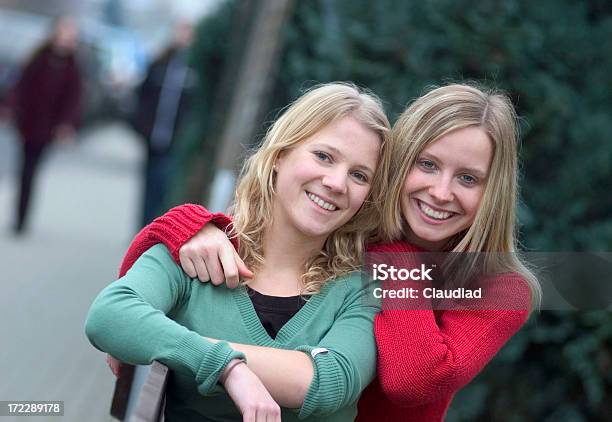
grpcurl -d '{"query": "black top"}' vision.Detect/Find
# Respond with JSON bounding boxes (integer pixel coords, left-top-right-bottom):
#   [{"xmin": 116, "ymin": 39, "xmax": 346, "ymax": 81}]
[{"xmin": 247, "ymin": 287, "xmax": 307, "ymax": 339}]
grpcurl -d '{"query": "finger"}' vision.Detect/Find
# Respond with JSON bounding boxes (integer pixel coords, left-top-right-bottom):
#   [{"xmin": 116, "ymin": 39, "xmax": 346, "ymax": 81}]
[
  {"xmin": 113, "ymin": 362, "xmax": 121, "ymax": 378},
  {"xmin": 179, "ymin": 253, "xmax": 198, "ymax": 278},
  {"xmin": 107, "ymin": 355, "xmax": 121, "ymax": 378},
  {"xmin": 270, "ymin": 404, "xmax": 281, "ymax": 422},
  {"xmin": 219, "ymin": 247, "xmax": 240, "ymax": 289},
  {"xmin": 254, "ymin": 408, "xmax": 265, "ymax": 422},
  {"xmin": 194, "ymin": 256, "xmax": 210, "ymax": 283},
  {"xmin": 264, "ymin": 407, "xmax": 280, "ymax": 422},
  {"xmin": 206, "ymin": 255, "xmax": 225, "ymax": 286},
  {"xmin": 243, "ymin": 410, "xmax": 255, "ymax": 422},
  {"xmin": 235, "ymin": 250, "xmax": 254, "ymax": 279},
  {"xmin": 106, "ymin": 355, "xmax": 113, "ymax": 373}
]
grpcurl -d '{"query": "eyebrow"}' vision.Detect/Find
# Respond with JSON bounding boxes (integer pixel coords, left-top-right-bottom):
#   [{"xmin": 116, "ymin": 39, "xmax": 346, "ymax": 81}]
[
  {"xmin": 312, "ymin": 143, "xmax": 376, "ymax": 175},
  {"xmin": 420, "ymin": 152, "xmax": 488, "ymax": 178}
]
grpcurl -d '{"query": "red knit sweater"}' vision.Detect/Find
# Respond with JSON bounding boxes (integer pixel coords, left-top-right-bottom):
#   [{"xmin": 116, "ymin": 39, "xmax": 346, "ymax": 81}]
[{"xmin": 119, "ymin": 204, "xmax": 530, "ymax": 422}]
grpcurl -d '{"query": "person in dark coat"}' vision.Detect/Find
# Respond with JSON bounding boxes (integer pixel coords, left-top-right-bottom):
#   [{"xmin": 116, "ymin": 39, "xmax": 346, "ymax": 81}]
[
  {"xmin": 132, "ymin": 22, "xmax": 197, "ymax": 227},
  {"xmin": 5, "ymin": 16, "xmax": 82, "ymax": 234}
]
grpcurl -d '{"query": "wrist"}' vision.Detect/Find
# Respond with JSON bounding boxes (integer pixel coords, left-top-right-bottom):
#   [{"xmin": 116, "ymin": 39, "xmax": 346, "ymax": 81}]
[
  {"xmin": 220, "ymin": 358, "xmax": 246, "ymax": 385},
  {"xmin": 210, "ymin": 213, "xmax": 239, "ymax": 251}
]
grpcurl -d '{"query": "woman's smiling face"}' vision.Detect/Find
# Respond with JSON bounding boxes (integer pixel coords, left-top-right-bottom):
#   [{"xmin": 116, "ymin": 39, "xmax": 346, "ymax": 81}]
[
  {"xmin": 401, "ymin": 126, "xmax": 493, "ymax": 251},
  {"xmin": 272, "ymin": 115, "xmax": 381, "ymax": 244}
]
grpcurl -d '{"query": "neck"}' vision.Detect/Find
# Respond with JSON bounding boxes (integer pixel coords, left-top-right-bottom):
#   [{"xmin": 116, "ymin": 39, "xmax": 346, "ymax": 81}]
[
  {"xmin": 249, "ymin": 221, "xmax": 325, "ymax": 296},
  {"xmin": 263, "ymin": 219, "xmax": 325, "ymax": 272}
]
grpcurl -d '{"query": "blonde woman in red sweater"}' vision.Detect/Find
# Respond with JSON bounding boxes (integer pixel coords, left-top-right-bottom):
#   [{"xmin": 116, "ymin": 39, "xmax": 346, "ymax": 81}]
[{"xmin": 111, "ymin": 83, "xmax": 540, "ymax": 421}]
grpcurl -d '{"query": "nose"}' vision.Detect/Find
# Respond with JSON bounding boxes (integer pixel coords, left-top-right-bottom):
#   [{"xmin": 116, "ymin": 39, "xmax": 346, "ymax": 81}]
[
  {"xmin": 322, "ymin": 168, "xmax": 348, "ymax": 194},
  {"xmin": 428, "ymin": 174, "xmax": 453, "ymax": 203}
]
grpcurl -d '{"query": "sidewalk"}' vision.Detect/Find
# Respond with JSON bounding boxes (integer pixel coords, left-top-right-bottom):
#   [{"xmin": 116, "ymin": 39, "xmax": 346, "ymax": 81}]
[{"xmin": 0, "ymin": 122, "xmax": 142, "ymax": 421}]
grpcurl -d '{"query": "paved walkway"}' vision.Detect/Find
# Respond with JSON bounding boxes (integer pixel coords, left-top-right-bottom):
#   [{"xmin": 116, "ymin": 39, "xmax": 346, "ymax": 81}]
[{"xmin": 0, "ymin": 121, "xmax": 143, "ymax": 421}]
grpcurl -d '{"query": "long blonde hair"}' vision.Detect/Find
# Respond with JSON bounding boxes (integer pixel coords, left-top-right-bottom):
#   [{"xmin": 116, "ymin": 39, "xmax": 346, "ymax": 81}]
[
  {"xmin": 381, "ymin": 83, "xmax": 541, "ymax": 310},
  {"xmin": 229, "ymin": 82, "xmax": 391, "ymax": 294}
]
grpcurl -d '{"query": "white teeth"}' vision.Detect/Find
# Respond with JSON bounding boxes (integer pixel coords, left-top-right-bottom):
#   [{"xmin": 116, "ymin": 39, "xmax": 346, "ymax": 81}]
[
  {"xmin": 307, "ymin": 193, "xmax": 337, "ymax": 211},
  {"xmin": 418, "ymin": 201, "xmax": 452, "ymax": 220}
]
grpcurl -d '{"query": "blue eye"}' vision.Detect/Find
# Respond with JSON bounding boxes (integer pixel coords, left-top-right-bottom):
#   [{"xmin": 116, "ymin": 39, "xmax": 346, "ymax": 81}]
[
  {"xmin": 351, "ymin": 171, "xmax": 368, "ymax": 183},
  {"xmin": 314, "ymin": 151, "xmax": 331, "ymax": 162},
  {"xmin": 418, "ymin": 159, "xmax": 436, "ymax": 171},
  {"xmin": 459, "ymin": 174, "xmax": 478, "ymax": 185}
]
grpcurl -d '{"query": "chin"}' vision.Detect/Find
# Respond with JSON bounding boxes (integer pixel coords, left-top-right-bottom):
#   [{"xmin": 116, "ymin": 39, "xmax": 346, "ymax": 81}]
[
  {"xmin": 414, "ymin": 230, "xmax": 446, "ymax": 244},
  {"xmin": 295, "ymin": 220, "xmax": 337, "ymax": 239},
  {"xmin": 300, "ymin": 211, "xmax": 349, "ymax": 236},
  {"xmin": 405, "ymin": 218, "xmax": 449, "ymax": 245}
]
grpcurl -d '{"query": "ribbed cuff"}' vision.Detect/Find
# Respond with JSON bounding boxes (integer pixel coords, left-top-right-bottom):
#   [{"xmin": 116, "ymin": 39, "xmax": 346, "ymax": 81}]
[
  {"xmin": 195, "ymin": 341, "xmax": 246, "ymax": 395},
  {"xmin": 147, "ymin": 204, "xmax": 239, "ymax": 263},
  {"xmin": 148, "ymin": 204, "xmax": 216, "ymax": 262},
  {"xmin": 167, "ymin": 334, "xmax": 245, "ymax": 396},
  {"xmin": 294, "ymin": 345, "xmax": 343, "ymax": 418}
]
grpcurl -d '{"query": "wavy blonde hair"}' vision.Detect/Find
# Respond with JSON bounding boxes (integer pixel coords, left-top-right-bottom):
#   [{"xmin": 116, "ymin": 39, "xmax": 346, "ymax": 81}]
[
  {"xmin": 381, "ymin": 83, "xmax": 541, "ymax": 311},
  {"xmin": 228, "ymin": 82, "xmax": 391, "ymax": 295}
]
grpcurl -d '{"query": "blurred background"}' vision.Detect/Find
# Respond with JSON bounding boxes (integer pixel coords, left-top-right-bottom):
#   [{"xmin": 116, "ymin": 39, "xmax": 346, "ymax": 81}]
[{"xmin": 0, "ymin": 0, "xmax": 610, "ymax": 421}]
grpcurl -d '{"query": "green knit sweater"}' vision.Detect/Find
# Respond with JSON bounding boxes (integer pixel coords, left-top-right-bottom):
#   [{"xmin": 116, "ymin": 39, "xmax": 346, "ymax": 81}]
[{"xmin": 85, "ymin": 244, "xmax": 379, "ymax": 421}]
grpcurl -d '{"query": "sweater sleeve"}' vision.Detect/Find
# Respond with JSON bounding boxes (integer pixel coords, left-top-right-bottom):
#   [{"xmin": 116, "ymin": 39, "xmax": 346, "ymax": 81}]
[
  {"xmin": 375, "ymin": 273, "xmax": 530, "ymax": 407},
  {"xmin": 86, "ymin": 244, "xmax": 245, "ymax": 395},
  {"xmin": 119, "ymin": 204, "xmax": 236, "ymax": 277},
  {"xmin": 295, "ymin": 275, "xmax": 380, "ymax": 419}
]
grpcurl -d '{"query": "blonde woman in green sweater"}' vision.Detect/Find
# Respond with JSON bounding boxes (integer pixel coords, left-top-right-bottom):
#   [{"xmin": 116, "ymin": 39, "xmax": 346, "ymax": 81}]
[{"xmin": 86, "ymin": 82, "xmax": 390, "ymax": 422}]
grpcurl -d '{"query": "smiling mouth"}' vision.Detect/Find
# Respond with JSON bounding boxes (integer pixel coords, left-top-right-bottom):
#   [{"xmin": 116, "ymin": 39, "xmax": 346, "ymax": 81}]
[
  {"xmin": 416, "ymin": 199, "xmax": 455, "ymax": 221},
  {"xmin": 307, "ymin": 192, "xmax": 338, "ymax": 211}
]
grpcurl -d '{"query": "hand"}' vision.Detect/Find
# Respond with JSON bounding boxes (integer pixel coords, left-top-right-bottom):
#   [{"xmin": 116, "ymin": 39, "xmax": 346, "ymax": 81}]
[
  {"xmin": 221, "ymin": 360, "xmax": 281, "ymax": 422},
  {"xmin": 179, "ymin": 224, "xmax": 253, "ymax": 288},
  {"xmin": 106, "ymin": 354, "xmax": 123, "ymax": 378}
]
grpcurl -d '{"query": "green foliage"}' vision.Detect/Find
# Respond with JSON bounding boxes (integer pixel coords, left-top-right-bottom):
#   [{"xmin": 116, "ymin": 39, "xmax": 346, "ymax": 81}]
[
  {"xmin": 178, "ymin": 1, "xmax": 612, "ymax": 418},
  {"xmin": 450, "ymin": 311, "xmax": 612, "ymax": 421}
]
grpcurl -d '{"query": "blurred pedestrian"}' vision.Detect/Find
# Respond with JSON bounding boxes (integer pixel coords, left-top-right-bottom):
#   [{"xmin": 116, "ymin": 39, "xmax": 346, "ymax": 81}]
[
  {"xmin": 3, "ymin": 16, "xmax": 82, "ymax": 235},
  {"xmin": 132, "ymin": 21, "xmax": 197, "ymax": 227}
]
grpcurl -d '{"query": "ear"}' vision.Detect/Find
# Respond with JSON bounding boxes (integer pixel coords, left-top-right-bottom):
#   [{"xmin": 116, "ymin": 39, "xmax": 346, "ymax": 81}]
[{"xmin": 273, "ymin": 151, "xmax": 286, "ymax": 172}]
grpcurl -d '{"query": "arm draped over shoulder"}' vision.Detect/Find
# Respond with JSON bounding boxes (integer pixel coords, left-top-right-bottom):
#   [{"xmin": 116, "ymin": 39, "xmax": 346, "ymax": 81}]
[{"xmin": 119, "ymin": 204, "xmax": 235, "ymax": 277}]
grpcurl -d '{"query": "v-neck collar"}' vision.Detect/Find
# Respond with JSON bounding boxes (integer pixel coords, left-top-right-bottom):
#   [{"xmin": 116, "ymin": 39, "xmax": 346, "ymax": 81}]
[{"xmin": 232, "ymin": 282, "xmax": 333, "ymax": 346}]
